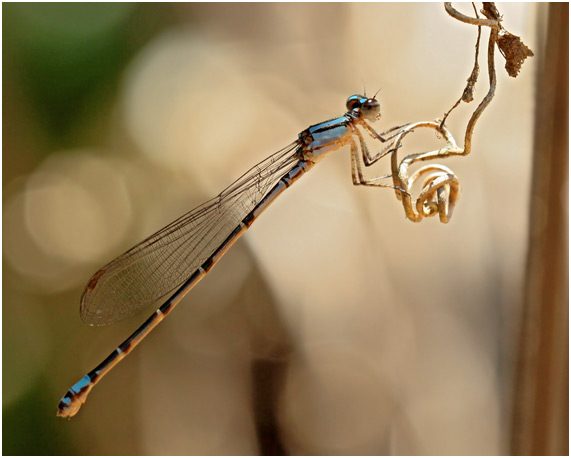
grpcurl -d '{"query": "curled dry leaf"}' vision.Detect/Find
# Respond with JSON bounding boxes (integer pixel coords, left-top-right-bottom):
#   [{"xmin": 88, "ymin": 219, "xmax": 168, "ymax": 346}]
[{"xmin": 497, "ymin": 31, "xmax": 534, "ymax": 77}]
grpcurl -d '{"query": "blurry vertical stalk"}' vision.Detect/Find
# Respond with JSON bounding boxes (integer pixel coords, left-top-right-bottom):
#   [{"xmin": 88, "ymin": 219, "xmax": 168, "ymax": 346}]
[{"xmin": 511, "ymin": 3, "xmax": 568, "ymax": 455}]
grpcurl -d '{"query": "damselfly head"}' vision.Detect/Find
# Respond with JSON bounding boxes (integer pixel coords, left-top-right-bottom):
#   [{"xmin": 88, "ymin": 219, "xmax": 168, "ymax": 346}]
[{"xmin": 346, "ymin": 94, "xmax": 380, "ymax": 122}]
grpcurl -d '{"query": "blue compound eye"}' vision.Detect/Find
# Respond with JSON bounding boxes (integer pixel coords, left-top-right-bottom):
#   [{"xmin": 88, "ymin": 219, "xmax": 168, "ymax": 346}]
[{"xmin": 346, "ymin": 95, "xmax": 363, "ymax": 112}]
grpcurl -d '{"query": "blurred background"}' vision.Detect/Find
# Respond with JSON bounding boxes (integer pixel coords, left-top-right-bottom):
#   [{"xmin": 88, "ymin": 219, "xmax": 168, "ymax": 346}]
[{"xmin": 2, "ymin": 3, "xmax": 557, "ymax": 455}]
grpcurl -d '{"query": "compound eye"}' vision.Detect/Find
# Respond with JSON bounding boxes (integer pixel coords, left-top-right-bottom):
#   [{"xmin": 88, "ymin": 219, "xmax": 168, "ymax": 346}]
[
  {"xmin": 346, "ymin": 95, "xmax": 362, "ymax": 112},
  {"xmin": 361, "ymin": 98, "xmax": 380, "ymax": 120}
]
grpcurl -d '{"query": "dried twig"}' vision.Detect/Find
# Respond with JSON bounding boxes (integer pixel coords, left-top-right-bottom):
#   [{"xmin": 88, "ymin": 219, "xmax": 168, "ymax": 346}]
[{"xmin": 388, "ymin": 2, "xmax": 532, "ymax": 223}]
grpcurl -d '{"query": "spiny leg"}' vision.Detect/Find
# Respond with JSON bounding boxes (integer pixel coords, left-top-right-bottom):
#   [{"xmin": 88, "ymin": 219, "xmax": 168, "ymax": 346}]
[
  {"xmin": 350, "ymin": 136, "xmax": 406, "ymax": 192},
  {"xmin": 358, "ymin": 122, "xmax": 408, "ymax": 166},
  {"xmin": 353, "ymin": 125, "xmax": 402, "ymax": 169},
  {"xmin": 350, "ymin": 138, "xmax": 364, "ymax": 184},
  {"xmin": 377, "ymin": 122, "xmax": 411, "ymax": 138},
  {"xmin": 362, "ymin": 121, "xmax": 409, "ymax": 143}
]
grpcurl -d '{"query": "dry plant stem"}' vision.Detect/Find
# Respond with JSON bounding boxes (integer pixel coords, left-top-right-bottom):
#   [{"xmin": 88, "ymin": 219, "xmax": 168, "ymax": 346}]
[
  {"xmin": 444, "ymin": 2, "xmax": 498, "ymax": 28},
  {"xmin": 390, "ymin": 121, "xmax": 462, "ymax": 223},
  {"xmin": 443, "ymin": 2, "xmax": 500, "ymax": 153},
  {"xmin": 440, "ymin": 3, "xmax": 482, "ymax": 126},
  {"xmin": 444, "ymin": 3, "xmax": 501, "ymax": 154},
  {"xmin": 464, "ymin": 25, "xmax": 498, "ymax": 155},
  {"xmin": 389, "ymin": 3, "xmax": 501, "ymax": 223},
  {"xmin": 511, "ymin": 3, "xmax": 569, "ymax": 454}
]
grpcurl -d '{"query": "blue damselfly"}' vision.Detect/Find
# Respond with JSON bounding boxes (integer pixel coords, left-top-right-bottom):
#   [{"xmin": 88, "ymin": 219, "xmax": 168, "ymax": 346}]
[{"xmin": 57, "ymin": 94, "xmax": 406, "ymax": 418}]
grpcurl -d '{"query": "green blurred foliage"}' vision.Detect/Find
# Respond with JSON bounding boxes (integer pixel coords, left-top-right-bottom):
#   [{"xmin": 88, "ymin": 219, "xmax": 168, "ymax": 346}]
[
  {"xmin": 3, "ymin": 3, "xmax": 176, "ymax": 146},
  {"xmin": 3, "ymin": 377, "xmax": 77, "ymax": 455}
]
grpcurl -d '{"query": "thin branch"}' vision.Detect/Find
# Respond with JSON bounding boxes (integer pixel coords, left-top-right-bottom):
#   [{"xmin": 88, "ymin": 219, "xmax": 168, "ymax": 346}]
[{"xmin": 387, "ymin": 3, "xmax": 531, "ymax": 223}]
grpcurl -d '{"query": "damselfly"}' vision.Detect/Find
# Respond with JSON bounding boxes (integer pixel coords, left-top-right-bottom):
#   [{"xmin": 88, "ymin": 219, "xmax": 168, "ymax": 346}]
[{"xmin": 57, "ymin": 94, "xmax": 407, "ymax": 418}]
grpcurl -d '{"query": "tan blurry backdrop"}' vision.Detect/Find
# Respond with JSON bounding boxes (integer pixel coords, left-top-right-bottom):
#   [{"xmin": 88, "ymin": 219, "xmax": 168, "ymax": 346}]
[{"xmin": 3, "ymin": 3, "xmax": 539, "ymax": 455}]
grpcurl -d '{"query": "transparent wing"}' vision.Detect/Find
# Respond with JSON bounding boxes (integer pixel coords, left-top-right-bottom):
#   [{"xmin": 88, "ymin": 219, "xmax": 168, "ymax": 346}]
[{"xmin": 80, "ymin": 142, "xmax": 301, "ymax": 325}]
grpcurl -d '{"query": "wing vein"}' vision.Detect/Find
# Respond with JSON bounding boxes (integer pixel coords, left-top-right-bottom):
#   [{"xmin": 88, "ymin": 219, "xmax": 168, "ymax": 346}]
[{"xmin": 80, "ymin": 142, "xmax": 301, "ymax": 325}]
